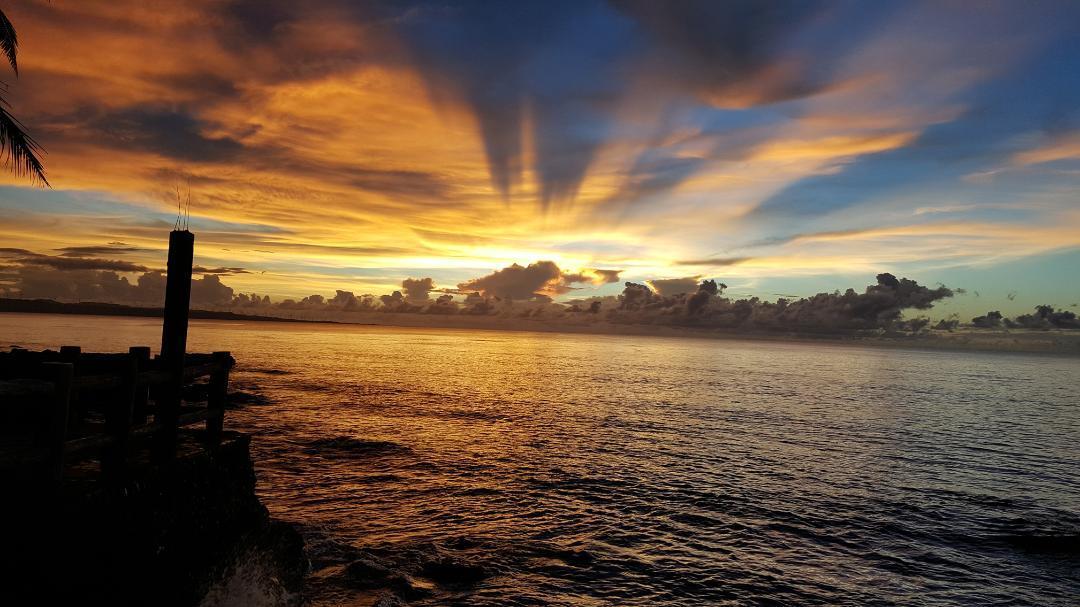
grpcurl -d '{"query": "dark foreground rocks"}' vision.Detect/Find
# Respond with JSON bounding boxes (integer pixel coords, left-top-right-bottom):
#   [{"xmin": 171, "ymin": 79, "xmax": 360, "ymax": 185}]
[{"xmin": 0, "ymin": 431, "xmax": 307, "ymax": 605}]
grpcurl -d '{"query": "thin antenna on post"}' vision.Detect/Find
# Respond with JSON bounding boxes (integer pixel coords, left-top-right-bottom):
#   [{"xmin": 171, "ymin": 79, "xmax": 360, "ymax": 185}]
[
  {"xmin": 173, "ymin": 185, "xmax": 183, "ymax": 231},
  {"xmin": 184, "ymin": 181, "xmax": 192, "ymax": 230}
]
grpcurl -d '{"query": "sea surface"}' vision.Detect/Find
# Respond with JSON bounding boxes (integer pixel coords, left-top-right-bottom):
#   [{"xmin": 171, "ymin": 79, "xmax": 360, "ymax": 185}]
[{"xmin": 3, "ymin": 313, "xmax": 1079, "ymax": 606}]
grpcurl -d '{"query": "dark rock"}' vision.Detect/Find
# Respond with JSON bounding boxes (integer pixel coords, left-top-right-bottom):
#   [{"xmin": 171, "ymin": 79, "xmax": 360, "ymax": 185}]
[
  {"xmin": 420, "ymin": 557, "xmax": 489, "ymax": 587},
  {"xmin": 557, "ymin": 548, "xmax": 594, "ymax": 566},
  {"xmin": 344, "ymin": 555, "xmax": 395, "ymax": 588},
  {"xmin": 1004, "ymin": 534, "xmax": 1080, "ymax": 554},
  {"xmin": 372, "ymin": 593, "xmax": 406, "ymax": 607},
  {"xmin": 1, "ymin": 432, "xmax": 307, "ymax": 606},
  {"xmin": 263, "ymin": 520, "xmax": 308, "ymax": 591},
  {"xmin": 445, "ymin": 536, "xmax": 482, "ymax": 550}
]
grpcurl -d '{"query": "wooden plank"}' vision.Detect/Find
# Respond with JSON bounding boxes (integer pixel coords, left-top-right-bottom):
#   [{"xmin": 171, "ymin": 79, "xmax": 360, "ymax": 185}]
[
  {"xmin": 0, "ymin": 379, "xmax": 53, "ymax": 398},
  {"xmin": 75, "ymin": 374, "xmax": 122, "ymax": 391},
  {"xmin": 72, "ymin": 361, "xmax": 220, "ymax": 392},
  {"xmin": 63, "ymin": 409, "xmax": 210, "ymax": 459}
]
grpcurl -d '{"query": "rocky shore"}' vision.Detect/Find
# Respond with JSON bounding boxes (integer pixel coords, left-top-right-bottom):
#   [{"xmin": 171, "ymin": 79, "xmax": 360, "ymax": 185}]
[{"xmin": 2, "ymin": 431, "xmax": 307, "ymax": 605}]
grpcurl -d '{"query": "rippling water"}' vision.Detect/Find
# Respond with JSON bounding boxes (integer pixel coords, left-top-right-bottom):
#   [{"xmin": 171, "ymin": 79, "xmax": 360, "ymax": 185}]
[{"xmin": 4, "ymin": 313, "xmax": 1080, "ymax": 606}]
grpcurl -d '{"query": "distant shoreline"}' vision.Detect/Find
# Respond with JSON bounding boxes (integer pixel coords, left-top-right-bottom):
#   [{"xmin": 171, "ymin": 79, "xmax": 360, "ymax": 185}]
[
  {"xmin": 2, "ymin": 298, "xmax": 1078, "ymax": 357},
  {"xmin": 0, "ymin": 298, "xmax": 338, "ymax": 324}
]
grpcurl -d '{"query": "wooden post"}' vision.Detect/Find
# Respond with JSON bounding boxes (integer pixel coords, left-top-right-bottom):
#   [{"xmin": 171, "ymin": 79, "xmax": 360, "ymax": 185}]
[
  {"xmin": 129, "ymin": 346, "xmax": 151, "ymax": 425},
  {"xmin": 40, "ymin": 362, "xmax": 73, "ymax": 485},
  {"xmin": 160, "ymin": 230, "xmax": 194, "ymax": 365},
  {"xmin": 103, "ymin": 351, "xmax": 138, "ymax": 479},
  {"xmin": 157, "ymin": 230, "xmax": 194, "ymax": 461},
  {"xmin": 59, "ymin": 346, "xmax": 81, "ymax": 430},
  {"xmin": 11, "ymin": 347, "xmax": 31, "ymax": 375},
  {"xmin": 206, "ymin": 351, "xmax": 230, "ymax": 448}
]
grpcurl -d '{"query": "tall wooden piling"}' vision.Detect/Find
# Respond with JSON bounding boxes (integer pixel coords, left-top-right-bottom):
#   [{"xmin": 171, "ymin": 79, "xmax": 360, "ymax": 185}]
[
  {"xmin": 161, "ymin": 230, "xmax": 195, "ymax": 365},
  {"xmin": 157, "ymin": 230, "xmax": 194, "ymax": 460}
]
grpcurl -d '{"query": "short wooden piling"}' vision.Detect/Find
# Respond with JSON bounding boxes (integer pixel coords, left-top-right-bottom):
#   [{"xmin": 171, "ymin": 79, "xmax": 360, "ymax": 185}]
[
  {"xmin": 206, "ymin": 351, "xmax": 231, "ymax": 447},
  {"xmin": 103, "ymin": 351, "xmax": 138, "ymax": 478},
  {"xmin": 129, "ymin": 346, "xmax": 151, "ymax": 425},
  {"xmin": 40, "ymin": 362, "xmax": 73, "ymax": 484},
  {"xmin": 59, "ymin": 345, "xmax": 81, "ymax": 427}
]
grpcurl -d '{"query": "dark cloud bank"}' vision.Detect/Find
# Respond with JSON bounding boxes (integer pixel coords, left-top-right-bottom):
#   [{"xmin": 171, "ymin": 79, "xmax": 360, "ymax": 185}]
[{"xmin": 11, "ymin": 245, "xmax": 1068, "ymax": 336}]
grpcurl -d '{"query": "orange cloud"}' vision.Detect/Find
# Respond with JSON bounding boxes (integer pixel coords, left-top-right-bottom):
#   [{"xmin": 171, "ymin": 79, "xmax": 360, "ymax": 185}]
[
  {"xmin": 1012, "ymin": 133, "xmax": 1080, "ymax": 166},
  {"xmin": 748, "ymin": 132, "xmax": 918, "ymax": 163}
]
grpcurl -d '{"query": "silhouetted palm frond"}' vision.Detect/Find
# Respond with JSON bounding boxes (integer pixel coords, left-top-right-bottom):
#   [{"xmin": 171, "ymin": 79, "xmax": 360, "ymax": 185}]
[
  {"xmin": 0, "ymin": 9, "xmax": 47, "ymax": 186},
  {"xmin": 0, "ymin": 100, "xmax": 48, "ymax": 186},
  {"xmin": 0, "ymin": 10, "xmax": 17, "ymax": 75}
]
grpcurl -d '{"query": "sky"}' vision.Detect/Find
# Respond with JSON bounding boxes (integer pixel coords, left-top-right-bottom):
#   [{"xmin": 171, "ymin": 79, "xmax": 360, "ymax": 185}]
[{"xmin": 0, "ymin": 0, "xmax": 1078, "ymax": 320}]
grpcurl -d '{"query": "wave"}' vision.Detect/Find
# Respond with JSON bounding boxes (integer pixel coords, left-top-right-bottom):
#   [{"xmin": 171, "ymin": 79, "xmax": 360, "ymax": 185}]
[
  {"xmin": 243, "ymin": 367, "xmax": 293, "ymax": 376},
  {"xmin": 302, "ymin": 436, "xmax": 413, "ymax": 458},
  {"xmin": 229, "ymin": 389, "xmax": 272, "ymax": 407}
]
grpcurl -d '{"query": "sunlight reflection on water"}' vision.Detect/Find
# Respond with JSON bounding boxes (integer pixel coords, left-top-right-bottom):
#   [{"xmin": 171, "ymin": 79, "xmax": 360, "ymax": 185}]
[{"xmin": 4, "ymin": 313, "xmax": 1079, "ymax": 606}]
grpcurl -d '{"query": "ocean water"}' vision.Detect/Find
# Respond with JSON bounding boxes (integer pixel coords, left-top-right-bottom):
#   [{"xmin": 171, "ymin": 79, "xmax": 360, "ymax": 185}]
[{"xmin": 3, "ymin": 313, "xmax": 1079, "ymax": 606}]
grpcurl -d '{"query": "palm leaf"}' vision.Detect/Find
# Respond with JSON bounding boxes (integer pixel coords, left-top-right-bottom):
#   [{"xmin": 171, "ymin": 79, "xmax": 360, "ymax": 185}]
[
  {"xmin": 0, "ymin": 10, "xmax": 17, "ymax": 75},
  {"xmin": 0, "ymin": 97, "xmax": 48, "ymax": 186}
]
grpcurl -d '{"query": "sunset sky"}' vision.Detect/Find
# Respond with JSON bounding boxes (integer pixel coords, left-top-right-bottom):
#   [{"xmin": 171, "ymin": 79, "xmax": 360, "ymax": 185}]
[{"xmin": 1, "ymin": 1, "xmax": 1078, "ymax": 318}]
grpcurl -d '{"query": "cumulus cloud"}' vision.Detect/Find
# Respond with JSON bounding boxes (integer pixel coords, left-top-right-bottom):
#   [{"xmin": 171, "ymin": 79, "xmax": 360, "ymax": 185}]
[
  {"xmin": 379, "ymin": 290, "xmax": 408, "ymax": 311},
  {"xmin": 0, "ymin": 243, "xmax": 256, "ymax": 307},
  {"xmin": 402, "ymin": 277, "xmax": 436, "ymax": 302},
  {"xmin": 0, "ymin": 246, "xmax": 1041, "ymax": 336},
  {"xmin": 14, "ymin": 259, "xmax": 1062, "ymax": 336},
  {"xmin": 6, "ymin": 267, "xmax": 166, "ymax": 304},
  {"xmin": 458, "ymin": 261, "xmax": 562, "ymax": 301},
  {"xmin": 614, "ymin": 273, "xmax": 952, "ymax": 333},
  {"xmin": 0, "ymin": 244, "xmax": 238, "ymax": 307},
  {"xmin": 457, "ymin": 261, "xmax": 621, "ymax": 301},
  {"xmin": 328, "ymin": 290, "xmax": 359, "ymax": 309}
]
